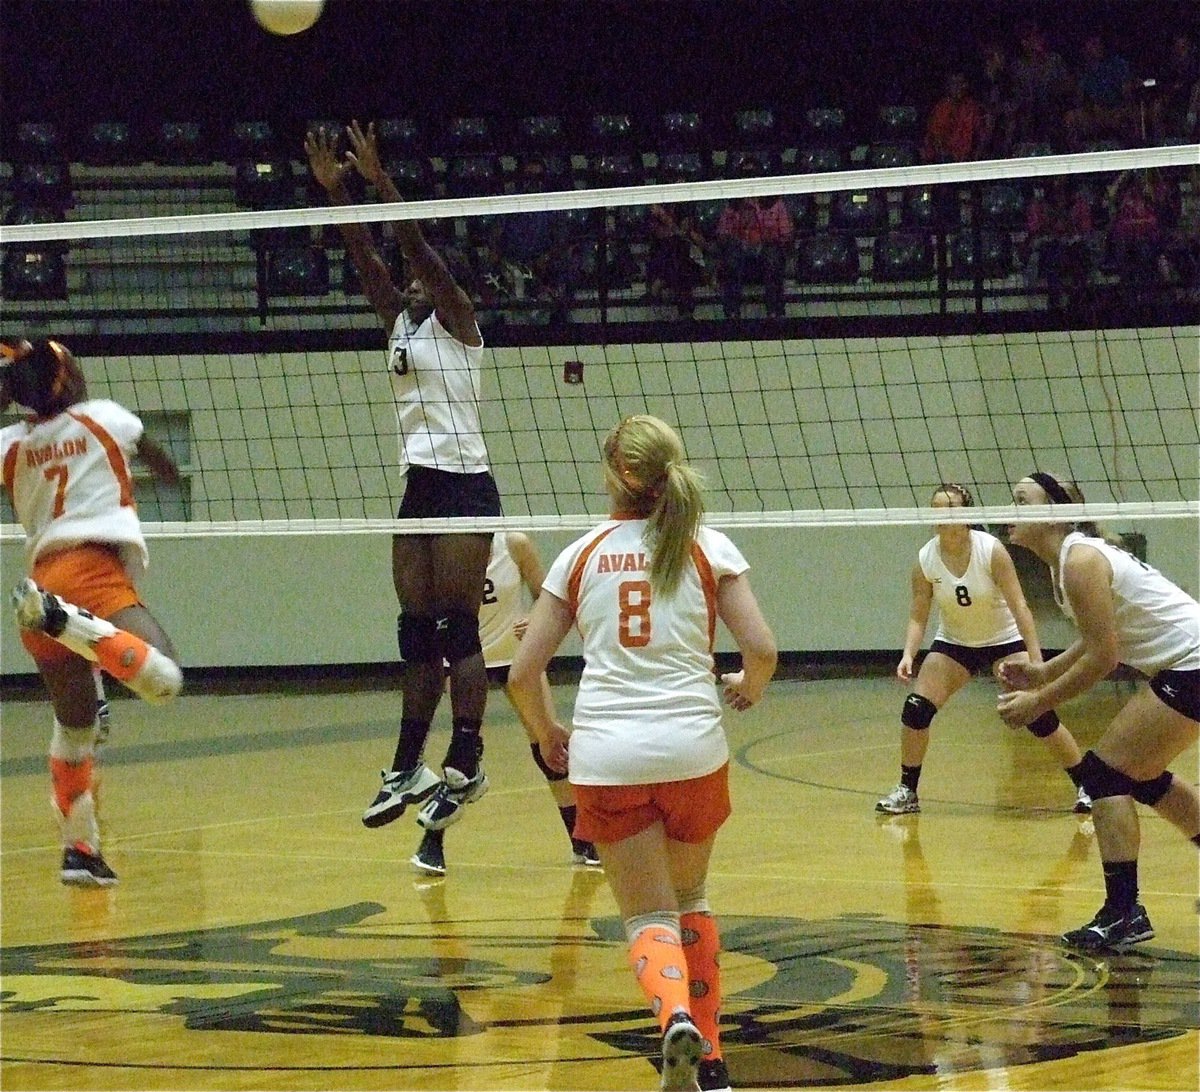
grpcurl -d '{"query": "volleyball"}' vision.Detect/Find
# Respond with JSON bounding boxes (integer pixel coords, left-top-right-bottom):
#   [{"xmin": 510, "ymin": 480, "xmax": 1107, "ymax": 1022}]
[{"xmin": 249, "ymin": 0, "xmax": 325, "ymax": 35}]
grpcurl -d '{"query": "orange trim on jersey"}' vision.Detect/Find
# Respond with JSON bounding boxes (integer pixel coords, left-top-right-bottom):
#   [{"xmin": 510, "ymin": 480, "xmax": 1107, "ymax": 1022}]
[
  {"xmin": 68, "ymin": 411, "xmax": 135, "ymax": 508},
  {"xmin": 2, "ymin": 439, "xmax": 19, "ymax": 497},
  {"xmin": 691, "ymin": 542, "xmax": 718, "ymax": 650},
  {"xmin": 566, "ymin": 524, "xmax": 620, "ymax": 617}
]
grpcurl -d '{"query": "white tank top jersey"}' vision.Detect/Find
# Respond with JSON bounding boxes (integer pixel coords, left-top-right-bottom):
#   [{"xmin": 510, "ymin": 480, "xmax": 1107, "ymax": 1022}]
[
  {"xmin": 1, "ymin": 400, "xmax": 149, "ymax": 579},
  {"xmin": 1054, "ymin": 532, "xmax": 1200, "ymax": 674},
  {"xmin": 918, "ymin": 529, "xmax": 1021, "ymax": 648},
  {"xmin": 542, "ymin": 518, "xmax": 749, "ymax": 786},
  {"xmin": 479, "ymin": 534, "xmax": 524, "ymax": 669},
  {"xmin": 387, "ymin": 308, "xmax": 488, "ymax": 473}
]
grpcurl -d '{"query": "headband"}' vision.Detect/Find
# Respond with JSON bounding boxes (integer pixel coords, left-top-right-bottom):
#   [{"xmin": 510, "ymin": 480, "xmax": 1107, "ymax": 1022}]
[{"xmin": 1029, "ymin": 472, "xmax": 1074, "ymax": 505}]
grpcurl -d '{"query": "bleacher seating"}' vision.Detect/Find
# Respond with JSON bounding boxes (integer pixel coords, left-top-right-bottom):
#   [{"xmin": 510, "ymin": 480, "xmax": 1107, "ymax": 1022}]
[{"xmin": 1, "ymin": 100, "xmax": 1192, "ymax": 325}]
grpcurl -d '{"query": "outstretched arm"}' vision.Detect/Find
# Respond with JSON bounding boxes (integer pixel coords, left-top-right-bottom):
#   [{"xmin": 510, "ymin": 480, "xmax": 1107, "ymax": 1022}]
[
  {"xmin": 303, "ymin": 125, "xmax": 406, "ymax": 329},
  {"xmin": 343, "ymin": 121, "xmax": 480, "ymax": 346},
  {"xmin": 135, "ymin": 435, "xmax": 181, "ymax": 485}
]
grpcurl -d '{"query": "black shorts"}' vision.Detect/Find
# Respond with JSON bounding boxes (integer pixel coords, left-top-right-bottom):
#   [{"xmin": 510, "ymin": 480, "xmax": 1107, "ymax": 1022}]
[
  {"xmin": 397, "ymin": 465, "xmax": 502, "ymax": 520},
  {"xmin": 1149, "ymin": 668, "xmax": 1200, "ymax": 721},
  {"xmin": 929, "ymin": 638, "xmax": 1026, "ymax": 676}
]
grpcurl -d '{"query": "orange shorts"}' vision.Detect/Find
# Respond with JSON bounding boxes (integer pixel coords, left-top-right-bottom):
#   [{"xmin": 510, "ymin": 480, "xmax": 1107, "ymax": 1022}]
[
  {"xmin": 572, "ymin": 763, "xmax": 731, "ymax": 846},
  {"xmin": 20, "ymin": 544, "xmax": 141, "ymax": 664}
]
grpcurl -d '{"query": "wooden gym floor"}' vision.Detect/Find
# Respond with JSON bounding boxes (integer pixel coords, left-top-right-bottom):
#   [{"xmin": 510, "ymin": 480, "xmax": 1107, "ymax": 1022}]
[{"xmin": 1, "ymin": 670, "xmax": 1197, "ymax": 1091}]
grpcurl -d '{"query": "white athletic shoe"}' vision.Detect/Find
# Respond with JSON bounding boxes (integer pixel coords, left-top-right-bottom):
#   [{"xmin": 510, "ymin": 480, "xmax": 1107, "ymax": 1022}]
[
  {"xmin": 876, "ymin": 784, "xmax": 920, "ymax": 814},
  {"xmin": 362, "ymin": 765, "xmax": 440, "ymax": 828}
]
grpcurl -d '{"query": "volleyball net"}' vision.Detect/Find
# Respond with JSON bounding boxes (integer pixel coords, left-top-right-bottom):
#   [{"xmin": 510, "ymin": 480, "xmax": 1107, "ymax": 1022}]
[{"xmin": 1, "ymin": 145, "xmax": 1197, "ymax": 538}]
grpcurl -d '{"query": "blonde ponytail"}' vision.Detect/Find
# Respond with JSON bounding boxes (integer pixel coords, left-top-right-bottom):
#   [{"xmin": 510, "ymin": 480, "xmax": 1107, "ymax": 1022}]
[{"xmin": 603, "ymin": 415, "xmax": 705, "ymax": 595}]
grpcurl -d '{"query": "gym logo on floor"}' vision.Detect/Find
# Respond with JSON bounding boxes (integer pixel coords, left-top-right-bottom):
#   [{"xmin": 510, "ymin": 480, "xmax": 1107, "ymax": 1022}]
[{"xmin": 2, "ymin": 902, "xmax": 1195, "ymax": 1084}]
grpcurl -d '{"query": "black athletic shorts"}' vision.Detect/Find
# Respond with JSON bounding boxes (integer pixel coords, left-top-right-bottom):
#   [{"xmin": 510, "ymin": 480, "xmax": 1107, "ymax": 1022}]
[
  {"xmin": 929, "ymin": 638, "xmax": 1026, "ymax": 675},
  {"xmin": 397, "ymin": 465, "xmax": 502, "ymax": 520},
  {"xmin": 1149, "ymin": 668, "xmax": 1200, "ymax": 721}
]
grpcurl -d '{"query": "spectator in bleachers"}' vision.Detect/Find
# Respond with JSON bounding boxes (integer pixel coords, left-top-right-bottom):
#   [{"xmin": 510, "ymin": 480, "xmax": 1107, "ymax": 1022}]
[
  {"xmin": 1149, "ymin": 33, "xmax": 1200, "ymax": 143},
  {"xmin": 1105, "ymin": 170, "xmax": 1169, "ymax": 305},
  {"xmin": 1159, "ymin": 167, "xmax": 1200, "ymax": 298},
  {"xmin": 714, "ymin": 158, "xmax": 794, "ymax": 319},
  {"xmin": 976, "ymin": 39, "xmax": 1017, "ymax": 157},
  {"xmin": 644, "ymin": 200, "xmax": 710, "ymax": 318},
  {"xmin": 1064, "ymin": 33, "xmax": 1139, "ymax": 151},
  {"xmin": 1023, "ymin": 178, "xmax": 1096, "ymax": 311},
  {"xmin": 477, "ymin": 158, "xmax": 582, "ymax": 324},
  {"xmin": 922, "ymin": 71, "xmax": 986, "ymax": 162},
  {"xmin": 1187, "ymin": 77, "xmax": 1200, "ymax": 142},
  {"xmin": 1009, "ymin": 22, "xmax": 1075, "ymax": 150}
]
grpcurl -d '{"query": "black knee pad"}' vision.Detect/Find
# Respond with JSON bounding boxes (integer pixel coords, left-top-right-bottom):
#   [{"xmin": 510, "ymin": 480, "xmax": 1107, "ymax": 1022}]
[
  {"xmin": 901, "ymin": 693, "xmax": 938, "ymax": 730},
  {"xmin": 530, "ymin": 741, "xmax": 568, "ymax": 782},
  {"xmin": 398, "ymin": 614, "xmax": 441, "ymax": 665},
  {"xmin": 1026, "ymin": 710, "xmax": 1060, "ymax": 739},
  {"xmin": 441, "ymin": 610, "xmax": 482, "ymax": 665},
  {"xmin": 1131, "ymin": 770, "xmax": 1173, "ymax": 806},
  {"xmin": 1078, "ymin": 750, "xmax": 1135, "ymax": 801}
]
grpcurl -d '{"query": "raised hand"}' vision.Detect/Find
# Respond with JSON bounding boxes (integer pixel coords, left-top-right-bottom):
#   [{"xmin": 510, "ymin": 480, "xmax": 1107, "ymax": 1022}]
[
  {"xmin": 344, "ymin": 120, "xmax": 387, "ymax": 189},
  {"xmin": 304, "ymin": 126, "xmax": 349, "ymax": 193}
]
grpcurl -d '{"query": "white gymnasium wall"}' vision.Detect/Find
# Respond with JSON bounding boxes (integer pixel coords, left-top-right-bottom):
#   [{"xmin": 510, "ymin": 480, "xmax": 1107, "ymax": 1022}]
[{"xmin": 2, "ymin": 327, "xmax": 1197, "ymax": 673}]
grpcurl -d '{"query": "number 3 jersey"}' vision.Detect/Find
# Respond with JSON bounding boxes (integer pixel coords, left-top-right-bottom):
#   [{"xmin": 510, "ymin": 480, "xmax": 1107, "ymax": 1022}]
[
  {"xmin": 542, "ymin": 517, "xmax": 749, "ymax": 786},
  {"xmin": 918, "ymin": 529, "xmax": 1020, "ymax": 648},
  {"xmin": 1, "ymin": 400, "xmax": 149, "ymax": 578}
]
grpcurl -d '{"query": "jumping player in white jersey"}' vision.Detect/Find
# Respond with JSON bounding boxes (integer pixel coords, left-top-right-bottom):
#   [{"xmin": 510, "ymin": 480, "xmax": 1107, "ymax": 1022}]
[
  {"xmin": 999, "ymin": 472, "xmax": 1200, "ymax": 952},
  {"xmin": 410, "ymin": 531, "xmax": 600, "ymax": 876},
  {"xmin": 2, "ymin": 338, "xmax": 183, "ymax": 886},
  {"xmin": 508, "ymin": 415, "xmax": 777, "ymax": 1092},
  {"xmin": 306, "ymin": 122, "xmax": 499, "ymax": 835},
  {"xmin": 877, "ymin": 483, "xmax": 1091, "ymax": 816}
]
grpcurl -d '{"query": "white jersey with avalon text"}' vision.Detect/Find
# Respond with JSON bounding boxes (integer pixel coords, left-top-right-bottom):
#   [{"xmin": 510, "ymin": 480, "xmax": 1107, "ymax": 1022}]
[
  {"xmin": 387, "ymin": 308, "xmax": 488, "ymax": 472},
  {"xmin": 0, "ymin": 400, "xmax": 149, "ymax": 578},
  {"xmin": 479, "ymin": 534, "xmax": 524, "ymax": 669},
  {"xmin": 542, "ymin": 518, "xmax": 749, "ymax": 787},
  {"xmin": 918, "ymin": 529, "xmax": 1021, "ymax": 648},
  {"xmin": 1054, "ymin": 532, "xmax": 1200, "ymax": 674}
]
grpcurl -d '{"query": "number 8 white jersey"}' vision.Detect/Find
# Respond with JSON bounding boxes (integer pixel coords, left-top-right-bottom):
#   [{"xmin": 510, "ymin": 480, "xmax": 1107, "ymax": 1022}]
[
  {"xmin": 542, "ymin": 517, "xmax": 749, "ymax": 786},
  {"xmin": 1, "ymin": 399, "xmax": 148, "ymax": 578},
  {"xmin": 918, "ymin": 529, "xmax": 1020, "ymax": 648}
]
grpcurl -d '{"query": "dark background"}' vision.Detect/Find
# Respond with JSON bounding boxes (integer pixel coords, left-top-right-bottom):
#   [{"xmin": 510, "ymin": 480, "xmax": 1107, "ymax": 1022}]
[{"xmin": 2, "ymin": 0, "xmax": 1197, "ymax": 155}]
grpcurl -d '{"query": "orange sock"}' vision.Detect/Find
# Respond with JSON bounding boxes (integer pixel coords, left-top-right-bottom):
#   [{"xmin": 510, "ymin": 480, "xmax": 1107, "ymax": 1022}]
[
  {"xmin": 682, "ymin": 911, "xmax": 723, "ymax": 1059},
  {"xmin": 93, "ymin": 631, "xmax": 150, "ymax": 684},
  {"xmin": 627, "ymin": 914, "xmax": 692, "ymax": 1031},
  {"xmin": 49, "ymin": 755, "xmax": 93, "ymax": 817}
]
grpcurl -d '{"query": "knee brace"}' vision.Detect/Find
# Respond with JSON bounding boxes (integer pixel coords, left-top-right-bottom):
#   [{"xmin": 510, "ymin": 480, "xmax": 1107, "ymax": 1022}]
[
  {"xmin": 441, "ymin": 610, "xmax": 482, "ymax": 665},
  {"xmin": 398, "ymin": 614, "xmax": 441, "ymax": 665},
  {"xmin": 1078, "ymin": 750, "xmax": 1135, "ymax": 801},
  {"xmin": 1131, "ymin": 770, "xmax": 1174, "ymax": 806},
  {"xmin": 530, "ymin": 741, "xmax": 568, "ymax": 782},
  {"xmin": 901, "ymin": 693, "xmax": 938, "ymax": 730},
  {"xmin": 1026, "ymin": 710, "xmax": 1060, "ymax": 739}
]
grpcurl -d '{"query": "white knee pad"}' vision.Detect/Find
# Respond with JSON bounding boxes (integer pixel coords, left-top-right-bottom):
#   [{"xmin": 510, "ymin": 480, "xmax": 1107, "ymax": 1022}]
[{"xmin": 127, "ymin": 647, "xmax": 183, "ymax": 705}]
